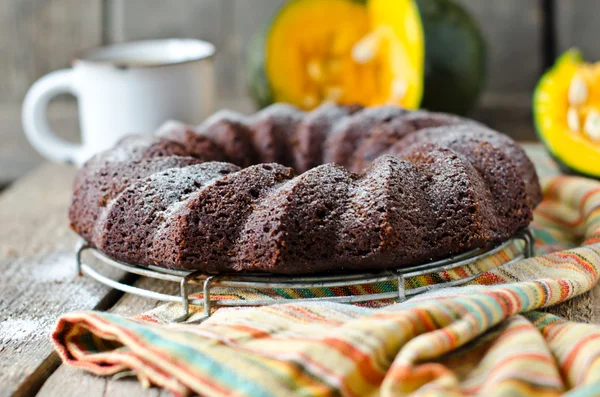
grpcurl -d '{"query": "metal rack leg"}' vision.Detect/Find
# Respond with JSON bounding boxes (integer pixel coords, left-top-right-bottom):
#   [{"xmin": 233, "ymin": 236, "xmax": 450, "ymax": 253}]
[
  {"xmin": 394, "ymin": 271, "xmax": 406, "ymax": 302},
  {"xmin": 202, "ymin": 276, "xmax": 215, "ymax": 318},
  {"xmin": 183, "ymin": 276, "xmax": 216, "ymax": 325},
  {"xmin": 523, "ymin": 228, "xmax": 536, "ymax": 258},
  {"xmin": 75, "ymin": 240, "xmax": 90, "ymax": 275},
  {"xmin": 171, "ymin": 270, "xmax": 205, "ymax": 323}
]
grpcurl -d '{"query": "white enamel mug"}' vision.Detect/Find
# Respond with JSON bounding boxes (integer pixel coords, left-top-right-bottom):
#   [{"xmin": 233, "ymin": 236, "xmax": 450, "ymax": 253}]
[{"xmin": 22, "ymin": 39, "xmax": 215, "ymax": 166}]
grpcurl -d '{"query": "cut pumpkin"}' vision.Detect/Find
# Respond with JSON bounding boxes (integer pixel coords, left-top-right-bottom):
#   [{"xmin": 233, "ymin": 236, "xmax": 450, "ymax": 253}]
[
  {"xmin": 261, "ymin": 0, "xmax": 424, "ymax": 110},
  {"xmin": 247, "ymin": 0, "xmax": 486, "ymax": 115},
  {"xmin": 534, "ymin": 49, "xmax": 600, "ymax": 178}
]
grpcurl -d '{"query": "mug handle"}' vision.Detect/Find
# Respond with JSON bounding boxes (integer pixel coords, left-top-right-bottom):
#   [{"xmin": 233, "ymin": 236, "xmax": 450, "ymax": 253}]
[{"xmin": 22, "ymin": 69, "xmax": 83, "ymax": 164}]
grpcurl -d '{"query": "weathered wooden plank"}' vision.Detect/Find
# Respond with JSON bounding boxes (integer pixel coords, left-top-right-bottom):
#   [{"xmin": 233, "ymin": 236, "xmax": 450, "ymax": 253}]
[
  {"xmin": 230, "ymin": 0, "xmax": 287, "ymax": 105},
  {"xmin": 106, "ymin": 0, "xmax": 287, "ymax": 101},
  {"xmin": 106, "ymin": 0, "xmax": 235, "ymax": 99},
  {"xmin": 556, "ymin": 0, "xmax": 600, "ymax": 61},
  {"xmin": 38, "ymin": 278, "xmax": 180, "ymax": 397},
  {"xmin": 107, "ymin": 0, "xmax": 221, "ymax": 43},
  {"xmin": 455, "ymin": 0, "xmax": 543, "ymax": 94},
  {"xmin": 546, "ymin": 284, "xmax": 600, "ymax": 324},
  {"xmin": 0, "ymin": 0, "xmax": 102, "ymax": 102},
  {"xmin": 471, "ymin": 94, "xmax": 537, "ymax": 141},
  {"xmin": 38, "ymin": 365, "xmax": 169, "ymax": 397},
  {"xmin": 0, "ymin": 102, "xmax": 80, "ymax": 188},
  {"xmin": 454, "ymin": 1, "xmax": 543, "ymax": 140},
  {"xmin": 106, "ymin": 0, "xmax": 285, "ymax": 101},
  {"xmin": 106, "ymin": 0, "xmax": 223, "ymax": 48},
  {"xmin": 0, "ymin": 163, "xmax": 129, "ymax": 397}
]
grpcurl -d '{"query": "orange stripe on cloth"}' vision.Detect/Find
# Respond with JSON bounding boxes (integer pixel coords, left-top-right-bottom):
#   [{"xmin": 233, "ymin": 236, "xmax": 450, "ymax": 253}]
[{"xmin": 562, "ymin": 333, "xmax": 600, "ymax": 370}]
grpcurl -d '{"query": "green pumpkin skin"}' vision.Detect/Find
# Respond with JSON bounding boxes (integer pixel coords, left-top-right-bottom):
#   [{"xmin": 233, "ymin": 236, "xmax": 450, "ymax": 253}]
[{"xmin": 417, "ymin": 0, "xmax": 486, "ymax": 115}]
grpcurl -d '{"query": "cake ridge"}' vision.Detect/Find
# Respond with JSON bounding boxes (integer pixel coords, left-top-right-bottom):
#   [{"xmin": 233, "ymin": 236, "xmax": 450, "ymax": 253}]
[
  {"xmin": 149, "ymin": 163, "xmax": 295, "ymax": 271},
  {"xmin": 94, "ymin": 162, "xmax": 240, "ymax": 265},
  {"xmin": 400, "ymin": 143, "xmax": 499, "ymax": 256},
  {"xmin": 232, "ymin": 163, "xmax": 355, "ymax": 273},
  {"xmin": 390, "ymin": 123, "xmax": 541, "ymax": 208},
  {"xmin": 391, "ymin": 125, "xmax": 532, "ymax": 240},
  {"xmin": 337, "ymin": 154, "xmax": 435, "ymax": 269}
]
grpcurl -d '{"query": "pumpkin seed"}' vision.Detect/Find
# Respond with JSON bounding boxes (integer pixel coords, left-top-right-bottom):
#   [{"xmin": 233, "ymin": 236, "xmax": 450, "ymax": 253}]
[
  {"xmin": 303, "ymin": 95, "xmax": 318, "ymax": 109},
  {"xmin": 584, "ymin": 109, "xmax": 600, "ymax": 141},
  {"xmin": 567, "ymin": 107, "xmax": 580, "ymax": 132},
  {"xmin": 568, "ymin": 75, "xmax": 588, "ymax": 106},
  {"xmin": 389, "ymin": 77, "xmax": 408, "ymax": 102},
  {"xmin": 307, "ymin": 59, "xmax": 324, "ymax": 83},
  {"xmin": 324, "ymin": 86, "xmax": 343, "ymax": 102},
  {"xmin": 351, "ymin": 32, "xmax": 380, "ymax": 64}
]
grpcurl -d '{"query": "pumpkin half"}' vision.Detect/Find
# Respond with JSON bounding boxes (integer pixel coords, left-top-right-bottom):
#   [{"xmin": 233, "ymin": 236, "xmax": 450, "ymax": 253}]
[
  {"xmin": 534, "ymin": 49, "xmax": 600, "ymax": 178},
  {"xmin": 249, "ymin": 0, "xmax": 424, "ymax": 110},
  {"xmin": 247, "ymin": 0, "xmax": 486, "ymax": 115}
]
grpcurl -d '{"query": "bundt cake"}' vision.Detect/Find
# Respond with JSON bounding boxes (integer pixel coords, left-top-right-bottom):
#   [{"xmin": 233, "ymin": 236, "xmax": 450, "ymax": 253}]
[{"xmin": 69, "ymin": 103, "xmax": 541, "ymax": 275}]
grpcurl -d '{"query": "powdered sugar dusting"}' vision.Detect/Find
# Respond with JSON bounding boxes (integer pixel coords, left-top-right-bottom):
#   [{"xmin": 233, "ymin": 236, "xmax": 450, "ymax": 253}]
[
  {"xmin": 0, "ymin": 318, "xmax": 41, "ymax": 341},
  {"xmin": 144, "ymin": 162, "xmax": 239, "ymax": 197},
  {"xmin": 99, "ymin": 134, "xmax": 160, "ymax": 163},
  {"xmin": 144, "ymin": 162, "xmax": 240, "ymax": 225},
  {"xmin": 155, "ymin": 120, "xmax": 190, "ymax": 137},
  {"xmin": 303, "ymin": 103, "xmax": 352, "ymax": 123},
  {"xmin": 27, "ymin": 252, "xmax": 77, "ymax": 283},
  {"xmin": 358, "ymin": 105, "xmax": 408, "ymax": 120},
  {"xmin": 251, "ymin": 103, "xmax": 305, "ymax": 122},
  {"xmin": 193, "ymin": 104, "xmax": 307, "ymax": 137},
  {"xmin": 330, "ymin": 105, "xmax": 407, "ymax": 134},
  {"xmin": 195, "ymin": 109, "xmax": 249, "ymax": 134}
]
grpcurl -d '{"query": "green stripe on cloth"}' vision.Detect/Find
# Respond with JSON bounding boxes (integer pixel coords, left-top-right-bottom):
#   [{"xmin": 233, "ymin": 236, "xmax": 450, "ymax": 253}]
[{"xmin": 52, "ymin": 147, "xmax": 600, "ymax": 397}]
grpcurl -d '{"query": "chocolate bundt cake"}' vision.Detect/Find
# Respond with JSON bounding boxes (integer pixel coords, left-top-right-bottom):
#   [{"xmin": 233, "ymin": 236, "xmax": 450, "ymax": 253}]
[{"xmin": 69, "ymin": 104, "xmax": 541, "ymax": 275}]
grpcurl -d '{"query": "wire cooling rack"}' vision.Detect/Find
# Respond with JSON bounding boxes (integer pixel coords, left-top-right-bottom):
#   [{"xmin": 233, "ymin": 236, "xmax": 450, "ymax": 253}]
[{"xmin": 76, "ymin": 228, "xmax": 535, "ymax": 323}]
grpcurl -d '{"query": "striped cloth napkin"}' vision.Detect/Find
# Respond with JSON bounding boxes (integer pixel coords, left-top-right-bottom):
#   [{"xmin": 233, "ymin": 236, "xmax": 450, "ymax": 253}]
[{"xmin": 52, "ymin": 146, "xmax": 600, "ymax": 397}]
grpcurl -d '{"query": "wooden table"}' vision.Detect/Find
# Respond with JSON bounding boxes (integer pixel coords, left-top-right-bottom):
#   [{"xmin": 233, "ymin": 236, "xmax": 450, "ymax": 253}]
[{"xmin": 2, "ymin": 156, "xmax": 600, "ymax": 397}]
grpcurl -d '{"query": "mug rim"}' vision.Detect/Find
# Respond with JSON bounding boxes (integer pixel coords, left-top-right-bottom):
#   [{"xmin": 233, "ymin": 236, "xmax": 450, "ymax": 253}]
[{"xmin": 73, "ymin": 38, "xmax": 216, "ymax": 69}]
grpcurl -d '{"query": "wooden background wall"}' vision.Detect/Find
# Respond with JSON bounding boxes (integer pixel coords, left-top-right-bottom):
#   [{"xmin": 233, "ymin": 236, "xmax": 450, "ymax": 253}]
[{"xmin": 0, "ymin": 0, "xmax": 596, "ymax": 184}]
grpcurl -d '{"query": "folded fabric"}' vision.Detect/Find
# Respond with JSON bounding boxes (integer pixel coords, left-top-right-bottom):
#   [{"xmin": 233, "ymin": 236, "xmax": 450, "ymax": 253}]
[{"xmin": 52, "ymin": 147, "xmax": 600, "ymax": 397}]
